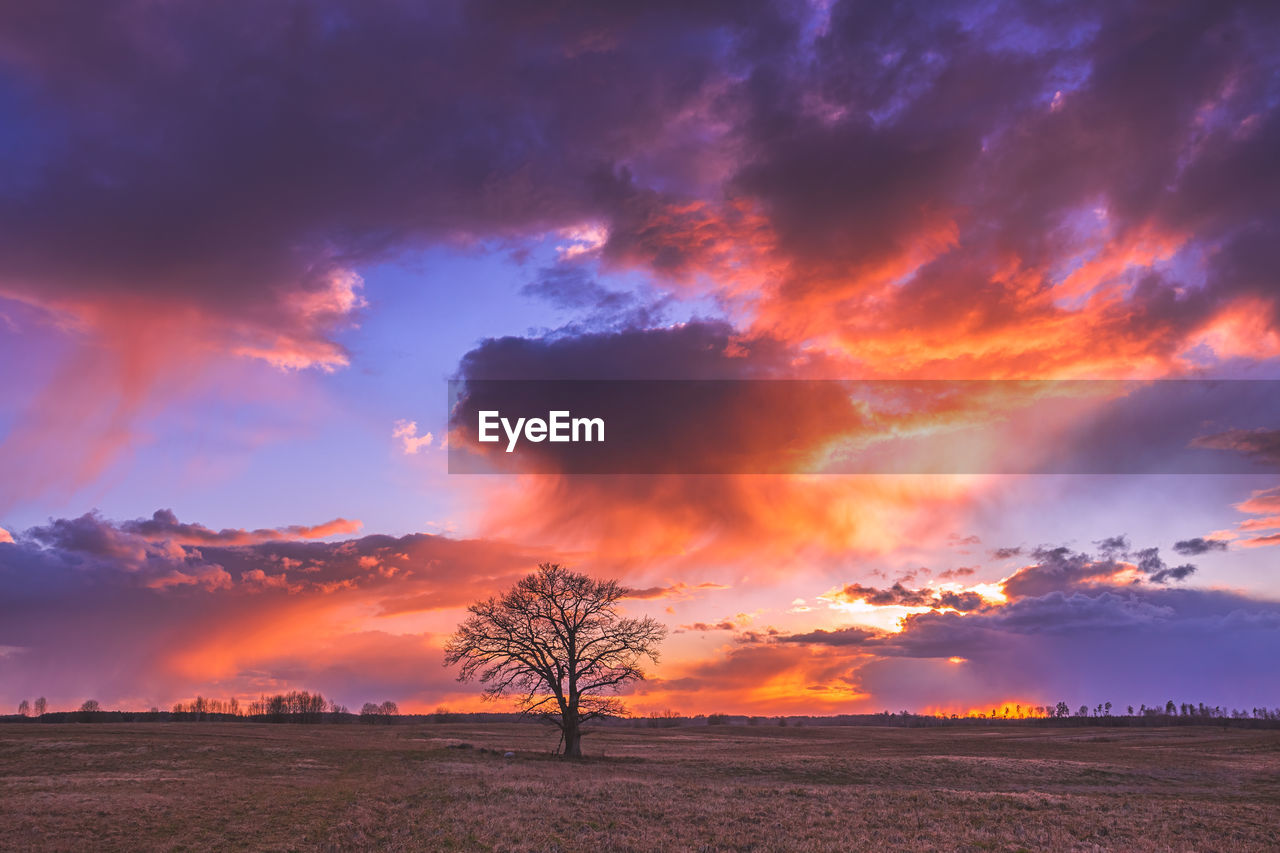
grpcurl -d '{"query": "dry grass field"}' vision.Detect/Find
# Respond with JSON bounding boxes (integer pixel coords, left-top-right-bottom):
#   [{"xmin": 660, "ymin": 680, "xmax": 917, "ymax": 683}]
[{"xmin": 1, "ymin": 721, "xmax": 1277, "ymax": 851}]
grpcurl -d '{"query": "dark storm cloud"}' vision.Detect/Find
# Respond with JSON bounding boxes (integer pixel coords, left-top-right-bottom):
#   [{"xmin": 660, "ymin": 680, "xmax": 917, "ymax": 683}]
[
  {"xmin": 458, "ymin": 321, "xmax": 789, "ymax": 381},
  {"xmin": 839, "ymin": 582, "xmax": 934, "ymax": 608},
  {"xmin": 1095, "ymin": 535, "xmax": 1129, "ymax": 555},
  {"xmin": 6, "ymin": 0, "xmax": 1275, "ymax": 366},
  {"xmin": 1191, "ymin": 429, "xmax": 1280, "ymax": 467},
  {"xmin": 1148, "ymin": 563, "xmax": 1198, "ymax": 583},
  {"xmin": 1001, "ymin": 546, "xmax": 1119, "ymax": 599},
  {"xmin": 1173, "ymin": 537, "xmax": 1229, "ymax": 556},
  {"xmin": 832, "ymin": 582, "xmax": 988, "ymax": 613},
  {"xmin": 710, "ymin": 0, "xmax": 1280, "ymax": 373},
  {"xmin": 1002, "ymin": 540, "xmax": 1199, "ymax": 599},
  {"xmin": 1130, "ymin": 547, "xmax": 1197, "ymax": 585},
  {"xmin": 0, "ymin": 0, "xmax": 1276, "ymax": 395},
  {"xmin": 936, "ymin": 591, "xmax": 987, "ymax": 612},
  {"xmin": 729, "ymin": 2, "xmax": 1046, "ymax": 286},
  {"xmin": 778, "ymin": 626, "xmax": 878, "ymax": 647},
  {"xmin": 0, "ymin": 0, "xmax": 793, "ymax": 346},
  {"xmin": 519, "ymin": 264, "xmax": 673, "ymax": 333},
  {"xmin": 938, "ymin": 567, "xmax": 977, "ymax": 579},
  {"xmin": 449, "ymin": 323, "xmax": 877, "ymax": 476},
  {"xmin": 457, "ymin": 326, "xmax": 1280, "ymax": 475},
  {"xmin": 521, "ymin": 267, "xmax": 633, "ymax": 313}
]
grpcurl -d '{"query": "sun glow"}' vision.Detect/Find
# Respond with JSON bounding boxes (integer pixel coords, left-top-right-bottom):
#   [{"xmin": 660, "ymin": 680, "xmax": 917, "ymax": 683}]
[
  {"xmin": 924, "ymin": 699, "xmax": 1049, "ymax": 718},
  {"xmin": 817, "ymin": 595, "xmax": 932, "ymax": 632}
]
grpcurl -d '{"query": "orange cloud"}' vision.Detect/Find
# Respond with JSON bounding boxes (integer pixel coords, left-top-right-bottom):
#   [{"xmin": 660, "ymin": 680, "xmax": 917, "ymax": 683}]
[
  {"xmin": 474, "ymin": 473, "xmax": 981, "ymax": 571},
  {"xmin": 1054, "ymin": 223, "xmax": 1186, "ymax": 300},
  {"xmin": 634, "ymin": 641, "xmax": 871, "ymax": 716},
  {"xmin": 393, "ymin": 420, "xmax": 434, "ymax": 455},
  {"xmin": 625, "ymin": 581, "xmax": 730, "ymax": 601},
  {"xmin": 1184, "ymin": 297, "xmax": 1280, "ymax": 363},
  {"xmin": 1221, "ymin": 486, "xmax": 1280, "ymax": 547},
  {"xmin": 1236, "ymin": 486, "xmax": 1280, "ymax": 515}
]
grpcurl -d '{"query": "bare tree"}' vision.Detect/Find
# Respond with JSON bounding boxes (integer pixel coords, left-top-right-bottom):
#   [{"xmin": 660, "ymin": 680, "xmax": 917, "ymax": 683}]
[
  {"xmin": 17, "ymin": 699, "xmax": 30, "ymax": 716},
  {"xmin": 34, "ymin": 697, "xmax": 47, "ymax": 717},
  {"xmin": 445, "ymin": 563, "xmax": 666, "ymax": 757}
]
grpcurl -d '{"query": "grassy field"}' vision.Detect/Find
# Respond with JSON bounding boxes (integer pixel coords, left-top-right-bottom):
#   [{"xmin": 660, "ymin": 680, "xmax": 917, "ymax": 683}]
[{"xmin": 1, "ymin": 722, "xmax": 1277, "ymax": 851}]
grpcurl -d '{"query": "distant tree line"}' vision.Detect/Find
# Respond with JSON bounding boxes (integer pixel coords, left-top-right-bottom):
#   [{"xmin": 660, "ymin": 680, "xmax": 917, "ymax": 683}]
[
  {"xmin": 5, "ymin": 692, "xmax": 400, "ymax": 724},
  {"xmin": 9, "ymin": 697, "xmax": 1280, "ymax": 728},
  {"xmin": 623, "ymin": 702, "xmax": 1280, "ymax": 730},
  {"xmin": 171, "ymin": 696, "xmax": 241, "ymax": 717},
  {"xmin": 359, "ymin": 701, "xmax": 400, "ymax": 723},
  {"xmin": 936, "ymin": 699, "xmax": 1280, "ymax": 724},
  {"xmin": 245, "ymin": 691, "xmax": 332, "ymax": 723}
]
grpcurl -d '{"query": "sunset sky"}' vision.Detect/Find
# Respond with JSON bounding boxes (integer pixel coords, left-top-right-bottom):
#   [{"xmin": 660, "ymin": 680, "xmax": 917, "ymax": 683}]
[{"xmin": 2, "ymin": 0, "xmax": 1279, "ymax": 717}]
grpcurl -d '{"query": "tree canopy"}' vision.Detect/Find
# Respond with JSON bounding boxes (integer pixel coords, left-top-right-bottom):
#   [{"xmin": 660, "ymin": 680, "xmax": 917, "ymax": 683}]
[{"xmin": 444, "ymin": 563, "xmax": 666, "ymax": 757}]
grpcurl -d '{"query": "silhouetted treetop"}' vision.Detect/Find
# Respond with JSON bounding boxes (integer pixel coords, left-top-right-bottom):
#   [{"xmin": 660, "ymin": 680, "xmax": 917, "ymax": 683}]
[{"xmin": 445, "ymin": 563, "xmax": 666, "ymax": 757}]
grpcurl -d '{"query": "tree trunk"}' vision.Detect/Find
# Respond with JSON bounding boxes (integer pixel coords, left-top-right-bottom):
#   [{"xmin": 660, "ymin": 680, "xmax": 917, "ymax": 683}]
[{"xmin": 563, "ymin": 716, "xmax": 583, "ymax": 757}]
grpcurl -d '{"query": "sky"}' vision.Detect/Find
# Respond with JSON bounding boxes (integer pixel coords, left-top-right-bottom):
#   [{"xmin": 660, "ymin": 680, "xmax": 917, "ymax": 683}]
[{"xmin": 2, "ymin": 0, "xmax": 1279, "ymax": 717}]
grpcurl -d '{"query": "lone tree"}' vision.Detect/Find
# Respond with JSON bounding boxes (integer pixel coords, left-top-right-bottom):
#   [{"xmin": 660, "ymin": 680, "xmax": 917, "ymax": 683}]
[{"xmin": 445, "ymin": 563, "xmax": 666, "ymax": 757}]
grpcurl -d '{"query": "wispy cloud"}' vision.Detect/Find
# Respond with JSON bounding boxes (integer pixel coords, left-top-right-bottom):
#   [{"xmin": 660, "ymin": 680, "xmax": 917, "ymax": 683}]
[{"xmin": 392, "ymin": 420, "xmax": 433, "ymax": 455}]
